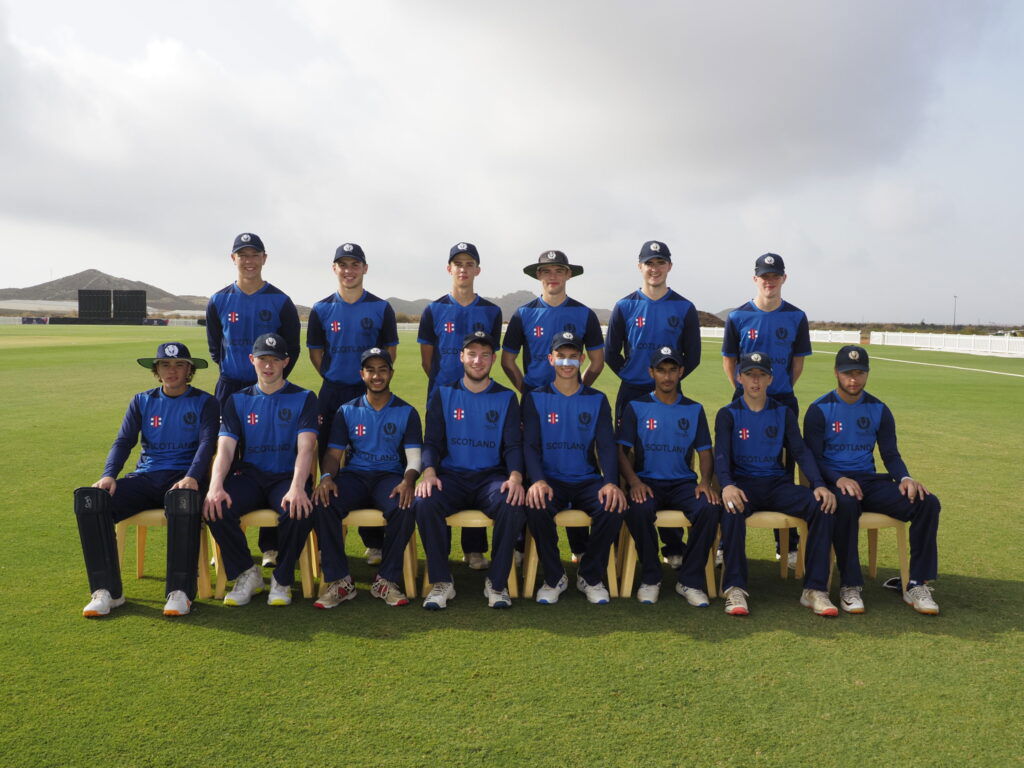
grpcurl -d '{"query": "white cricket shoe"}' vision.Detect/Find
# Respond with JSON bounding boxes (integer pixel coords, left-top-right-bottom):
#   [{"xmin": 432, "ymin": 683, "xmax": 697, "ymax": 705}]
[
  {"xmin": 576, "ymin": 575, "xmax": 610, "ymax": 605},
  {"xmin": 484, "ymin": 578, "xmax": 512, "ymax": 609},
  {"xmin": 163, "ymin": 590, "xmax": 191, "ymax": 616},
  {"xmin": 223, "ymin": 565, "xmax": 263, "ymax": 606},
  {"xmin": 423, "ymin": 581, "xmax": 456, "ymax": 610},
  {"xmin": 637, "ymin": 583, "xmax": 661, "ymax": 604},
  {"xmin": 82, "ymin": 589, "xmax": 125, "ymax": 618},
  {"xmin": 370, "ymin": 577, "xmax": 409, "ymax": 606},
  {"xmin": 675, "ymin": 583, "xmax": 710, "ymax": 607},
  {"xmin": 267, "ymin": 576, "xmax": 292, "ymax": 606},
  {"xmin": 839, "ymin": 585, "xmax": 865, "ymax": 614},
  {"xmin": 261, "ymin": 549, "xmax": 278, "ymax": 567},
  {"xmin": 463, "ymin": 552, "xmax": 489, "ymax": 570},
  {"xmin": 536, "ymin": 574, "xmax": 568, "ymax": 604},
  {"xmin": 364, "ymin": 548, "xmax": 383, "ymax": 566},
  {"xmin": 904, "ymin": 583, "xmax": 939, "ymax": 615},
  {"xmin": 314, "ymin": 577, "xmax": 357, "ymax": 609},
  {"xmin": 662, "ymin": 554, "xmax": 684, "ymax": 569},
  {"xmin": 723, "ymin": 586, "xmax": 749, "ymax": 616},
  {"xmin": 800, "ymin": 589, "xmax": 839, "ymax": 617}
]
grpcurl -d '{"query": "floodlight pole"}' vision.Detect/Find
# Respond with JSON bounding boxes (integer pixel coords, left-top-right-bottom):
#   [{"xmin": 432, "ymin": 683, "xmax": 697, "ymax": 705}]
[{"xmin": 953, "ymin": 295, "xmax": 958, "ymax": 330}]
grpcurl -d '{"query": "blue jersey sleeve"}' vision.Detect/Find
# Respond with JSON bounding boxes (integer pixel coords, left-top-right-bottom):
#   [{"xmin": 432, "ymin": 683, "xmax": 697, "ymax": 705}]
[
  {"xmin": 422, "ymin": 389, "xmax": 445, "ymax": 470},
  {"xmin": 583, "ymin": 309, "xmax": 605, "ymax": 350},
  {"xmin": 307, "ymin": 305, "xmax": 326, "ymax": 351},
  {"xmin": 103, "ymin": 394, "xmax": 144, "ymax": 478},
  {"xmin": 595, "ymin": 395, "xmax": 618, "ymax": 485},
  {"xmin": 220, "ymin": 395, "xmax": 242, "ymax": 441},
  {"xmin": 802, "ymin": 403, "xmax": 836, "ymax": 483},
  {"xmin": 794, "ymin": 313, "xmax": 812, "ymax": 357},
  {"xmin": 713, "ymin": 407, "xmax": 736, "ymax": 488},
  {"xmin": 678, "ymin": 303, "xmax": 701, "ymax": 378},
  {"xmin": 521, "ymin": 392, "xmax": 545, "ymax": 482},
  {"xmin": 605, "ymin": 304, "xmax": 625, "ymax": 375},
  {"xmin": 205, "ymin": 299, "xmax": 223, "ymax": 366},
  {"xmin": 877, "ymin": 405, "xmax": 910, "ymax": 481},
  {"xmin": 327, "ymin": 407, "xmax": 350, "ymax": 451},
  {"xmin": 722, "ymin": 313, "xmax": 740, "ymax": 357},
  {"xmin": 502, "ymin": 312, "xmax": 524, "ymax": 353},
  {"xmin": 489, "ymin": 308, "xmax": 503, "ymax": 346},
  {"xmin": 403, "ymin": 407, "xmax": 423, "ymax": 448},
  {"xmin": 617, "ymin": 400, "xmax": 638, "ymax": 448},
  {"xmin": 783, "ymin": 408, "xmax": 823, "ymax": 488},
  {"xmin": 380, "ymin": 303, "xmax": 399, "ymax": 348},
  {"xmin": 280, "ymin": 297, "xmax": 301, "ymax": 378},
  {"xmin": 297, "ymin": 391, "xmax": 319, "ymax": 434},
  {"xmin": 186, "ymin": 395, "xmax": 220, "ymax": 481},
  {"xmin": 501, "ymin": 394, "xmax": 525, "ymax": 476},
  {"xmin": 694, "ymin": 407, "xmax": 712, "ymax": 452},
  {"xmin": 417, "ymin": 304, "xmax": 437, "ymax": 346}
]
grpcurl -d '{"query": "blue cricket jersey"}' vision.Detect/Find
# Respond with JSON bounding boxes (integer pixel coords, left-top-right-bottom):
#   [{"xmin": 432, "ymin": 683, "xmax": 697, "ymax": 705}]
[
  {"xmin": 606, "ymin": 289, "xmax": 701, "ymax": 387},
  {"xmin": 722, "ymin": 300, "xmax": 811, "ymax": 395},
  {"xmin": 423, "ymin": 380, "xmax": 524, "ymax": 476},
  {"xmin": 206, "ymin": 282, "xmax": 301, "ymax": 381},
  {"xmin": 803, "ymin": 390, "xmax": 910, "ymax": 484},
  {"xmin": 714, "ymin": 398, "xmax": 824, "ymax": 488},
  {"xmin": 502, "ymin": 296, "xmax": 604, "ymax": 390},
  {"xmin": 617, "ymin": 393, "xmax": 711, "ymax": 482},
  {"xmin": 306, "ymin": 290, "xmax": 399, "ymax": 385},
  {"xmin": 417, "ymin": 294, "xmax": 503, "ymax": 391},
  {"xmin": 327, "ymin": 394, "xmax": 423, "ymax": 476},
  {"xmin": 522, "ymin": 384, "xmax": 618, "ymax": 485},
  {"xmin": 103, "ymin": 386, "xmax": 219, "ymax": 480},
  {"xmin": 220, "ymin": 382, "xmax": 319, "ymax": 479}
]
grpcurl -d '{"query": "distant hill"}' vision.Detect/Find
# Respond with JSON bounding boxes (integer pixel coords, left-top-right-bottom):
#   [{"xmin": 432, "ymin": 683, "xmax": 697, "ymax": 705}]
[{"xmin": 0, "ymin": 269, "xmax": 209, "ymax": 312}]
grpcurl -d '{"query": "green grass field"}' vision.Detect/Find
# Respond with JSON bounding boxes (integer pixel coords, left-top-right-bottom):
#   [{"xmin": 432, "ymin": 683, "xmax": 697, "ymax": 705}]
[{"xmin": 3, "ymin": 325, "xmax": 1022, "ymax": 767}]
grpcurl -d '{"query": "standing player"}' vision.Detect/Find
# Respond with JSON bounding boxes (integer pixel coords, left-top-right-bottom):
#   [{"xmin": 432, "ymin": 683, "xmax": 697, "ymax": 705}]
[
  {"xmin": 522, "ymin": 332, "xmax": 626, "ymax": 605},
  {"xmin": 73, "ymin": 342, "xmax": 218, "ymax": 617},
  {"xmin": 203, "ymin": 334, "xmax": 318, "ymax": 607},
  {"xmin": 206, "ymin": 232, "xmax": 301, "ymax": 566},
  {"xmin": 714, "ymin": 353, "xmax": 838, "ymax": 617},
  {"xmin": 721, "ymin": 252, "xmax": 812, "ymax": 564},
  {"xmin": 417, "ymin": 241, "xmax": 502, "ymax": 569},
  {"xmin": 618, "ymin": 347, "xmax": 720, "ymax": 606},
  {"xmin": 606, "ymin": 240, "xmax": 703, "ymax": 568},
  {"xmin": 414, "ymin": 331, "xmax": 526, "ymax": 610},
  {"xmin": 804, "ymin": 346, "xmax": 941, "ymax": 615},
  {"xmin": 312, "ymin": 347, "xmax": 422, "ymax": 608},
  {"xmin": 307, "ymin": 243, "xmax": 399, "ymax": 564}
]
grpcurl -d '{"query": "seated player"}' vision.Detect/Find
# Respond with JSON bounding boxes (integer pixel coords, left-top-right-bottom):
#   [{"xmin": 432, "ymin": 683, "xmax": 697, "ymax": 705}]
[
  {"xmin": 715, "ymin": 352, "xmax": 838, "ymax": 617},
  {"xmin": 618, "ymin": 347, "xmax": 720, "ymax": 606},
  {"xmin": 73, "ymin": 342, "xmax": 218, "ymax": 617},
  {"xmin": 522, "ymin": 331, "xmax": 626, "ymax": 605},
  {"xmin": 804, "ymin": 345, "xmax": 941, "ymax": 615},
  {"xmin": 312, "ymin": 347, "xmax": 421, "ymax": 608},
  {"xmin": 203, "ymin": 333, "xmax": 318, "ymax": 607},
  {"xmin": 414, "ymin": 331, "xmax": 526, "ymax": 609}
]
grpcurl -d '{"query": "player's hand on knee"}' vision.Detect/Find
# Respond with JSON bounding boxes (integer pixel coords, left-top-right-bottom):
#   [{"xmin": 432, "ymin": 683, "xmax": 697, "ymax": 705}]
[
  {"xmin": 900, "ymin": 477, "xmax": 927, "ymax": 503},
  {"xmin": 203, "ymin": 489, "xmax": 231, "ymax": 521},
  {"xmin": 502, "ymin": 474, "xmax": 526, "ymax": 506},
  {"xmin": 390, "ymin": 479, "xmax": 415, "ymax": 509},
  {"xmin": 313, "ymin": 476, "xmax": 337, "ymax": 506},
  {"xmin": 629, "ymin": 480, "xmax": 653, "ymax": 504},
  {"xmin": 171, "ymin": 476, "xmax": 199, "ymax": 492},
  {"xmin": 600, "ymin": 483, "xmax": 627, "ymax": 514},
  {"xmin": 695, "ymin": 481, "xmax": 719, "ymax": 505},
  {"xmin": 283, "ymin": 488, "xmax": 312, "ymax": 519},
  {"xmin": 722, "ymin": 485, "xmax": 746, "ymax": 514},
  {"xmin": 836, "ymin": 477, "xmax": 862, "ymax": 500},
  {"xmin": 814, "ymin": 486, "xmax": 837, "ymax": 514},
  {"xmin": 93, "ymin": 476, "xmax": 117, "ymax": 495},
  {"xmin": 526, "ymin": 480, "xmax": 553, "ymax": 510},
  {"xmin": 416, "ymin": 472, "xmax": 442, "ymax": 498}
]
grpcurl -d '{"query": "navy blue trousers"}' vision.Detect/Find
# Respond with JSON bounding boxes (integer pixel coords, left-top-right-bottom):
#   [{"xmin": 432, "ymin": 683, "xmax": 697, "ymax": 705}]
[
  {"xmin": 719, "ymin": 476, "xmax": 834, "ymax": 592},
  {"xmin": 206, "ymin": 469, "xmax": 313, "ymax": 587},
  {"xmin": 414, "ymin": 471, "xmax": 523, "ymax": 591},
  {"xmin": 624, "ymin": 479, "xmax": 720, "ymax": 590},
  {"xmin": 832, "ymin": 474, "xmax": 940, "ymax": 586},
  {"xmin": 524, "ymin": 478, "xmax": 624, "ymax": 588},
  {"xmin": 313, "ymin": 470, "xmax": 415, "ymax": 584}
]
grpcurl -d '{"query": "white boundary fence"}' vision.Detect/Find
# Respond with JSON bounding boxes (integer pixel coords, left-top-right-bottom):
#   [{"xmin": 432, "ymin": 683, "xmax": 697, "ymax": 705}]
[
  {"xmin": 699, "ymin": 327, "xmax": 860, "ymax": 343},
  {"xmin": 870, "ymin": 331, "xmax": 1024, "ymax": 356}
]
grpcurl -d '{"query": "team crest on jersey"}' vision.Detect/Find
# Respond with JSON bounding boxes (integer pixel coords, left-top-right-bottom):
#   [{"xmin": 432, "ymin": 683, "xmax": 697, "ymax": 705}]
[
  {"xmin": 361, "ymin": 317, "xmax": 373, "ymax": 330},
  {"xmin": 635, "ymin": 317, "xmax": 645, "ymax": 328},
  {"xmin": 857, "ymin": 416, "xmax": 870, "ymax": 429},
  {"xmin": 832, "ymin": 421, "xmax": 843, "ymax": 433},
  {"xmin": 738, "ymin": 428, "xmax": 750, "ymax": 440},
  {"xmin": 765, "ymin": 425, "xmax": 778, "ymax": 439},
  {"xmin": 748, "ymin": 329, "xmax": 758, "ymax": 340},
  {"xmin": 547, "ymin": 412, "xmax": 559, "ymax": 425},
  {"xmin": 183, "ymin": 411, "xmax": 196, "ymax": 425},
  {"xmin": 678, "ymin": 418, "xmax": 690, "ymax": 431},
  {"xmin": 645, "ymin": 418, "xmax": 658, "ymax": 431},
  {"xmin": 384, "ymin": 422, "xmax": 397, "ymax": 435},
  {"xmin": 668, "ymin": 316, "xmax": 679, "ymax": 328},
  {"xmin": 279, "ymin": 408, "xmax": 292, "ymax": 421},
  {"xmin": 228, "ymin": 312, "xmax": 239, "ymax": 323},
  {"xmin": 485, "ymin": 410, "xmax": 499, "ymax": 424},
  {"xmin": 354, "ymin": 424, "xmax": 367, "ymax": 437},
  {"xmin": 330, "ymin": 321, "xmax": 341, "ymax": 333},
  {"xmin": 453, "ymin": 408, "xmax": 465, "ymax": 421},
  {"xmin": 775, "ymin": 327, "xmax": 788, "ymax": 340},
  {"xmin": 578, "ymin": 412, "xmax": 592, "ymax": 426},
  {"xmin": 247, "ymin": 413, "xmax": 259, "ymax": 425},
  {"xmin": 259, "ymin": 309, "xmax": 272, "ymax": 322},
  {"xmin": 444, "ymin": 321, "xmax": 455, "ymax": 333},
  {"xmin": 532, "ymin": 326, "xmax": 544, "ymax": 338},
  {"xmin": 150, "ymin": 416, "xmax": 162, "ymax": 428}
]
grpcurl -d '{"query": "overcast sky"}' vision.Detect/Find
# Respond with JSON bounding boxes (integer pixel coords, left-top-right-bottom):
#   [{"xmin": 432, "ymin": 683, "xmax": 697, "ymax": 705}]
[{"xmin": 1, "ymin": 1, "xmax": 1020, "ymax": 323}]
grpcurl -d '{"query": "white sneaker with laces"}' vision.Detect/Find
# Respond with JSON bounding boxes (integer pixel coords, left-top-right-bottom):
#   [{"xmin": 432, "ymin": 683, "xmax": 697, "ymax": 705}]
[
  {"xmin": 723, "ymin": 586, "xmax": 749, "ymax": 616},
  {"xmin": 576, "ymin": 575, "xmax": 610, "ymax": 605},
  {"xmin": 637, "ymin": 583, "xmax": 660, "ymax": 604},
  {"xmin": 82, "ymin": 589, "xmax": 125, "ymax": 617},
  {"xmin": 484, "ymin": 578, "xmax": 512, "ymax": 608},
  {"xmin": 314, "ymin": 577, "xmax": 357, "ymax": 609},
  {"xmin": 261, "ymin": 549, "xmax": 278, "ymax": 567},
  {"xmin": 370, "ymin": 577, "xmax": 409, "ymax": 606},
  {"xmin": 800, "ymin": 588, "xmax": 839, "ymax": 617},
  {"xmin": 715, "ymin": 547, "xmax": 724, "ymax": 567},
  {"xmin": 423, "ymin": 581, "xmax": 456, "ymax": 610},
  {"xmin": 163, "ymin": 590, "xmax": 191, "ymax": 616},
  {"xmin": 536, "ymin": 574, "xmax": 569, "ymax": 604},
  {"xmin": 364, "ymin": 548, "xmax": 383, "ymax": 566},
  {"xmin": 840, "ymin": 585, "xmax": 865, "ymax": 614},
  {"xmin": 223, "ymin": 565, "xmax": 263, "ymax": 606},
  {"xmin": 267, "ymin": 575, "xmax": 292, "ymax": 606},
  {"xmin": 675, "ymin": 583, "xmax": 710, "ymax": 607},
  {"xmin": 463, "ymin": 552, "xmax": 489, "ymax": 570},
  {"xmin": 662, "ymin": 554, "xmax": 684, "ymax": 569},
  {"xmin": 904, "ymin": 583, "xmax": 939, "ymax": 615}
]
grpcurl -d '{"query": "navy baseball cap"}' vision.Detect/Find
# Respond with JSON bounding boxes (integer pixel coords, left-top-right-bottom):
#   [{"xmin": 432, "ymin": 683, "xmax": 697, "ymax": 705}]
[
  {"xmin": 334, "ymin": 243, "xmax": 367, "ymax": 263},
  {"xmin": 523, "ymin": 250, "xmax": 584, "ymax": 279},
  {"xmin": 738, "ymin": 352, "xmax": 772, "ymax": 375},
  {"xmin": 449, "ymin": 242, "xmax": 480, "ymax": 263},
  {"xmin": 550, "ymin": 330, "xmax": 583, "ymax": 352},
  {"xmin": 252, "ymin": 333, "xmax": 289, "ymax": 359},
  {"xmin": 639, "ymin": 241, "xmax": 671, "ymax": 263},
  {"xmin": 360, "ymin": 347, "xmax": 393, "ymax": 369},
  {"xmin": 754, "ymin": 253, "xmax": 785, "ymax": 276},
  {"xmin": 649, "ymin": 345, "xmax": 684, "ymax": 367},
  {"xmin": 232, "ymin": 233, "xmax": 265, "ymax": 253},
  {"xmin": 835, "ymin": 345, "xmax": 870, "ymax": 372},
  {"xmin": 462, "ymin": 330, "xmax": 497, "ymax": 351},
  {"xmin": 137, "ymin": 342, "xmax": 208, "ymax": 369}
]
